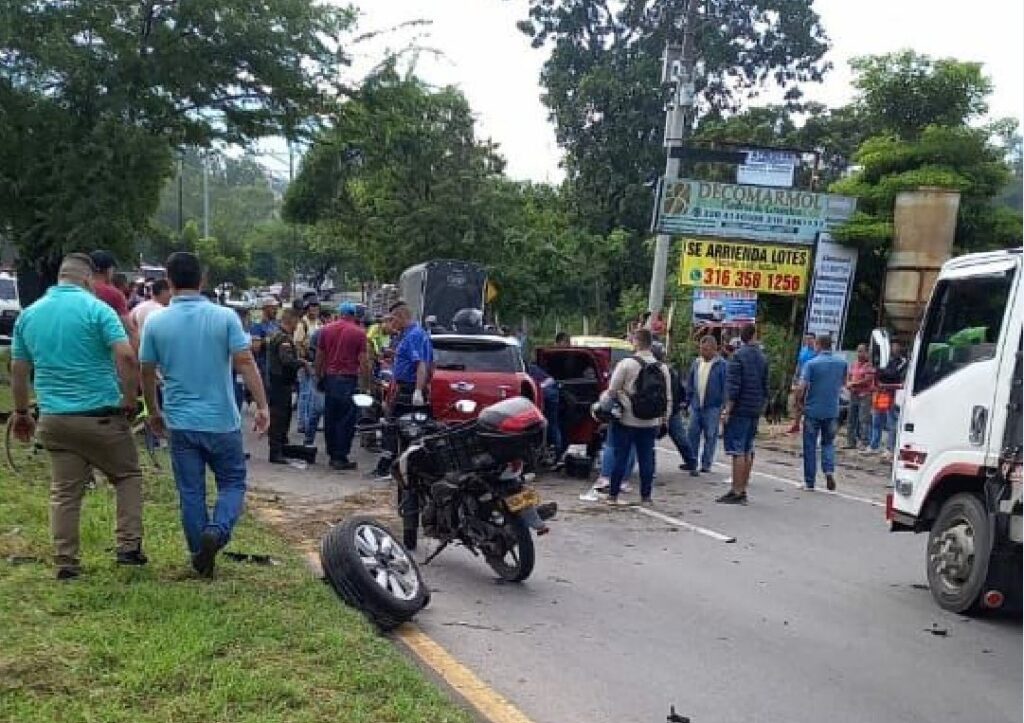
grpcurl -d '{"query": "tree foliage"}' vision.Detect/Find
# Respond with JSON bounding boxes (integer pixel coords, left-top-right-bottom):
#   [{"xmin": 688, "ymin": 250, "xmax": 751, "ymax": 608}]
[
  {"xmin": 518, "ymin": 0, "xmax": 831, "ymax": 235},
  {"xmin": 0, "ymin": 0, "xmax": 353, "ymax": 301}
]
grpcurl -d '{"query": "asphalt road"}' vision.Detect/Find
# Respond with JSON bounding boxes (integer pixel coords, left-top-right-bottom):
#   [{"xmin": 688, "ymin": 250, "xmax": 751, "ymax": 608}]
[{"xmin": 247, "ymin": 429, "xmax": 1022, "ymax": 723}]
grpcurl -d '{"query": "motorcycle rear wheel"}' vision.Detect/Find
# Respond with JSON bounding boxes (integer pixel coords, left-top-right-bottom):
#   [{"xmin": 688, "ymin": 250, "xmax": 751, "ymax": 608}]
[{"xmin": 485, "ymin": 516, "xmax": 535, "ymax": 583}]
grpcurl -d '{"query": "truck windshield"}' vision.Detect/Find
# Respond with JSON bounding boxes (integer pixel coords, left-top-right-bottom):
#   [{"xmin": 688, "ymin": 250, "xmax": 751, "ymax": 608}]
[
  {"xmin": 433, "ymin": 341, "xmax": 522, "ymax": 373},
  {"xmin": 914, "ymin": 269, "xmax": 1014, "ymax": 394},
  {"xmin": 0, "ymin": 278, "xmax": 16, "ymax": 301}
]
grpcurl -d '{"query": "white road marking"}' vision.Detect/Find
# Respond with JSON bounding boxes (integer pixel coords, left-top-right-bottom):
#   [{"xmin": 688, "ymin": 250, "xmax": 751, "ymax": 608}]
[
  {"xmin": 654, "ymin": 443, "xmax": 883, "ymax": 508},
  {"xmin": 711, "ymin": 462, "xmax": 884, "ymax": 509},
  {"xmin": 633, "ymin": 505, "xmax": 737, "ymax": 543}
]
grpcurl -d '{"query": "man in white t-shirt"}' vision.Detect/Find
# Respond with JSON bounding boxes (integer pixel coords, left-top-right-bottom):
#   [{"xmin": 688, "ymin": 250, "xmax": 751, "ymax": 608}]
[{"xmin": 131, "ymin": 279, "xmax": 171, "ymax": 335}]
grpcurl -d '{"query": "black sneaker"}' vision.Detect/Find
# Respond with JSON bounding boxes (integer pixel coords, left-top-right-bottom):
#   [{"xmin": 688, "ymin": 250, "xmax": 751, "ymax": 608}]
[
  {"xmin": 116, "ymin": 549, "xmax": 148, "ymax": 566},
  {"xmin": 269, "ymin": 455, "xmax": 287, "ymax": 465},
  {"xmin": 716, "ymin": 490, "xmax": 747, "ymax": 505},
  {"xmin": 689, "ymin": 468, "xmax": 700, "ymax": 477},
  {"xmin": 192, "ymin": 529, "xmax": 220, "ymax": 578},
  {"xmin": 826, "ymin": 474, "xmax": 836, "ymax": 491},
  {"xmin": 331, "ymin": 459, "xmax": 357, "ymax": 471},
  {"xmin": 56, "ymin": 566, "xmax": 81, "ymax": 581}
]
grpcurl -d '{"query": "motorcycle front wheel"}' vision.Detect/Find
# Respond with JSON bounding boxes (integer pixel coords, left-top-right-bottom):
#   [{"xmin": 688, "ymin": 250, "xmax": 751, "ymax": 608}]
[{"xmin": 486, "ymin": 516, "xmax": 535, "ymax": 583}]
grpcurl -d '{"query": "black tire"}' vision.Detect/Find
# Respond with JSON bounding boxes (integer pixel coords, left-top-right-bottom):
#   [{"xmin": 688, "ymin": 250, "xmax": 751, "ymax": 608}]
[
  {"xmin": 485, "ymin": 515, "xmax": 535, "ymax": 583},
  {"xmin": 926, "ymin": 493, "xmax": 992, "ymax": 614},
  {"xmin": 320, "ymin": 516, "xmax": 429, "ymax": 631}
]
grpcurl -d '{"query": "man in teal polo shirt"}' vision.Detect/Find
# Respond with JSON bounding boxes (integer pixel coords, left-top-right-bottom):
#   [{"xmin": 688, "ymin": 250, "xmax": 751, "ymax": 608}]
[
  {"xmin": 141, "ymin": 252, "xmax": 269, "ymax": 577},
  {"xmin": 11, "ymin": 253, "xmax": 145, "ymax": 580}
]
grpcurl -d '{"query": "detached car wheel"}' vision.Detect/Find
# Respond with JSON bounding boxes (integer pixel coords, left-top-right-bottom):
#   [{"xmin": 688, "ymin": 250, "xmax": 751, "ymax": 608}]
[
  {"xmin": 320, "ymin": 516, "xmax": 429, "ymax": 631},
  {"xmin": 926, "ymin": 493, "xmax": 992, "ymax": 614}
]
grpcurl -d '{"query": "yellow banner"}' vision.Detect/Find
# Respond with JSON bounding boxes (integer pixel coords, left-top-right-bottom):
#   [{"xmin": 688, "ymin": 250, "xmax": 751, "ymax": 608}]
[{"xmin": 679, "ymin": 238, "xmax": 811, "ymax": 297}]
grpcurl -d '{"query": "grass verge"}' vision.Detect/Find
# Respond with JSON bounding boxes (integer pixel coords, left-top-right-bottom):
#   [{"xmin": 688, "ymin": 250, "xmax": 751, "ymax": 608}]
[{"xmin": 0, "ymin": 459, "xmax": 470, "ymax": 723}]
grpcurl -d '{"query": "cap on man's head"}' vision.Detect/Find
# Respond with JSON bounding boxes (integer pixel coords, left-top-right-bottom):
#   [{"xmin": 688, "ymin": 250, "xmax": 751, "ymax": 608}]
[
  {"xmin": 339, "ymin": 301, "xmax": 357, "ymax": 316},
  {"xmin": 89, "ymin": 250, "xmax": 117, "ymax": 272},
  {"xmin": 260, "ymin": 296, "xmax": 279, "ymax": 308},
  {"xmin": 303, "ymin": 298, "xmax": 320, "ymax": 310}
]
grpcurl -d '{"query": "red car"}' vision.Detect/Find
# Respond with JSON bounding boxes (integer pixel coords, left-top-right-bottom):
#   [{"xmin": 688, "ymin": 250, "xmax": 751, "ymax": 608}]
[
  {"xmin": 535, "ymin": 344, "xmax": 618, "ymax": 458},
  {"xmin": 429, "ymin": 334, "xmax": 538, "ymax": 423}
]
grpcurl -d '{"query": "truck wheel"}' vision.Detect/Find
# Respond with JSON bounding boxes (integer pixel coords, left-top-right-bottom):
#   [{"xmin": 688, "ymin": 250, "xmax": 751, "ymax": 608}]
[{"xmin": 926, "ymin": 493, "xmax": 992, "ymax": 614}]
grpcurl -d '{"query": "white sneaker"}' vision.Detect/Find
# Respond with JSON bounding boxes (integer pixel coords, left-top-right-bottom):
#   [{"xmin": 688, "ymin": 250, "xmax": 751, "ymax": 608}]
[{"xmin": 620, "ymin": 482, "xmax": 633, "ymax": 493}]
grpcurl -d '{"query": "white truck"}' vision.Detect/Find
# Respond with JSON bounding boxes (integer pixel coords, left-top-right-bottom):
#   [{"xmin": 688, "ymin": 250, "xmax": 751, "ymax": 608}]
[{"xmin": 876, "ymin": 248, "xmax": 1022, "ymax": 613}]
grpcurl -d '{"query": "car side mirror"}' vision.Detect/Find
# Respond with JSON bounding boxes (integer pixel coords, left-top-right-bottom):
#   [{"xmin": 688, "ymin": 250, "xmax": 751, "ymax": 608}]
[
  {"xmin": 454, "ymin": 399, "xmax": 478, "ymax": 414},
  {"xmin": 870, "ymin": 328, "xmax": 890, "ymax": 369},
  {"xmin": 352, "ymin": 393, "xmax": 374, "ymax": 408}
]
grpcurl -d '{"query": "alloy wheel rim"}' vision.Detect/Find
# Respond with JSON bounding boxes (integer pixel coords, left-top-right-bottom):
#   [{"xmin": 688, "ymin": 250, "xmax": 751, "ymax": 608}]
[{"xmin": 355, "ymin": 523, "xmax": 419, "ymax": 601}]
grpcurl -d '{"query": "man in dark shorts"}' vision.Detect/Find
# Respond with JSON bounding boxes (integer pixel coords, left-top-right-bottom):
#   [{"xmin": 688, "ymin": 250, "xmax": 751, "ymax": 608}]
[{"xmin": 718, "ymin": 324, "xmax": 769, "ymax": 505}]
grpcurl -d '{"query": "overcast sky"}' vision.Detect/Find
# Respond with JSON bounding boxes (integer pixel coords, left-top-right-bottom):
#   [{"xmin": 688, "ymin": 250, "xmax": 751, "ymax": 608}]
[{"xmin": 259, "ymin": 0, "xmax": 1024, "ymax": 182}]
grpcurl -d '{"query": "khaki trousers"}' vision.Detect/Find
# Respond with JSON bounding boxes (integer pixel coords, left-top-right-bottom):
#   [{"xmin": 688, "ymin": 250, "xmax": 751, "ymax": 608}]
[{"xmin": 36, "ymin": 414, "xmax": 144, "ymax": 568}]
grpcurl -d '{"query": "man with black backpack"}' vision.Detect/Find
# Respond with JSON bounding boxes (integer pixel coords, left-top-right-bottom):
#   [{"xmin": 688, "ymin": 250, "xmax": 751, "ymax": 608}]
[{"xmin": 599, "ymin": 328, "xmax": 672, "ymax": 506}]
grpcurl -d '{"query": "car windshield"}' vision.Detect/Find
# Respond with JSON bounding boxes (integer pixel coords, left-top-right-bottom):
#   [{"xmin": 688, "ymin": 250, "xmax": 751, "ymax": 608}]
[
  {"xmin": 0, "ymin": 278, "xmax": 16, "ymax": 301},
  {"xmin": 433, "ymin": 340, "xmax": 522, "ymax": 373}
]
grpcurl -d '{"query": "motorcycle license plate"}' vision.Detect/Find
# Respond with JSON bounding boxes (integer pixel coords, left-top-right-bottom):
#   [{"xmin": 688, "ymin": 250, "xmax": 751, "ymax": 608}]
[{"xmin": 504, "ymin": 487, "xmax": 541, "ymax": 512}]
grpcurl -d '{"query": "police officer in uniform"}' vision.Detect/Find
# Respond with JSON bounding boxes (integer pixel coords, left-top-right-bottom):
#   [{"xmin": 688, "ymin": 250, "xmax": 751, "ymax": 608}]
[{"xmin": 267, "ymin": 309, "xmax": 316, "ymax": 464}]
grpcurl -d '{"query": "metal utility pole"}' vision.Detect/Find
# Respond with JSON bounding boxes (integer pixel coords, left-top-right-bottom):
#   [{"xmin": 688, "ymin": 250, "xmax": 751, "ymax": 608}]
[
  {"xmin": 202, "ymin": 152, "xmax": 210, "ymax": 239},
  {"xmin": 647, "ymin": 0, "xmax": 700, "ymax": 316},
  {"xmin": 177, "ymin": 151, "xmax": 185, "ymax": 235},
  {"xmin": 289, "ymin": 141, "xmax": 298, "ymax": 298}
]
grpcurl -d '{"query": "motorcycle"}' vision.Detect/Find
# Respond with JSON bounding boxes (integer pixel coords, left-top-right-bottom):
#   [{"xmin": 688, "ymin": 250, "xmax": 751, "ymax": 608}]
[{"xmin": 354, "ymin": 395, "xmax": 556, "ymax": 583}]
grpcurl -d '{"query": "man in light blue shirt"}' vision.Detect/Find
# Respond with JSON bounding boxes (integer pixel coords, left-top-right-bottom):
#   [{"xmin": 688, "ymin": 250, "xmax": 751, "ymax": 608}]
[
  {"xmin": 140, "ymin": 252, "xmax": 269, "ymax": 577},
  {"xmin": 11, "ymin": 253, "xmax": 144, "ymax": 579},
  {"xmin": 797, "ymin": 334, "xmax": 848, "ymax": 491}
]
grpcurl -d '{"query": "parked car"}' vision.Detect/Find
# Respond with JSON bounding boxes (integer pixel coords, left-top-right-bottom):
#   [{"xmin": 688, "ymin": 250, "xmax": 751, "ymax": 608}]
[
  {"xmin": 429, "ymin": 334, "xmax": 537, "ymax": 424},
  {"xmin": 535, "ymin": 340, "xmax": 624, "ymax": 459}
]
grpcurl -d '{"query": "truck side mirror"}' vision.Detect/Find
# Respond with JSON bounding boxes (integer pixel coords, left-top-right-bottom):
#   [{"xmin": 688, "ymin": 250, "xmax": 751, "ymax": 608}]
[{"xmin": 870, "ymin": 328, "xmax": 891, "ymax": 369}]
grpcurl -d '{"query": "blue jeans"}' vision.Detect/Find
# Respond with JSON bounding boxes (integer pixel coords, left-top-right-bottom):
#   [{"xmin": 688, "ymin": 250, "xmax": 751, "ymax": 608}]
[
  {"xmin": 609, "ymin": 422, "xmax": 657, "ymax": 499},
  {"xmin": 869, "ymin": 410, "xmax": 886, "ymax": 451},
  {"xmin": 888, "ymin": 407, "xmax": 899, "ymax": 452},
  {"xmin": 324, "ymin": 375, "xmax": 358, "ymax": 463},
  {"xmin": 802, "ymin": 416, "xmax": 837, "ymax": 488},
  {"xmin": 668, "ymin": 411, "xmax": 697, "ymax": 469},
  {"xmin": 600, "ymin": 422, "xmax": 636, "ymax": 479},
  {"xmin": 303, "ymin": 388, "xmax": 325, "ymax": 446},
  {"xmin": 297, "ymin": 370, "xmax": 315, "ymax": 433},
  {"xmin": 542, "ymin": 385, "xmax": 565, "ymax": 457},
  {"xmin": 687, "ymin": 405, "xmax": 721, "ymax": 471},
  {"xmin": 169, "ymin": 429, "xmax": 247, "ymax": 554}
]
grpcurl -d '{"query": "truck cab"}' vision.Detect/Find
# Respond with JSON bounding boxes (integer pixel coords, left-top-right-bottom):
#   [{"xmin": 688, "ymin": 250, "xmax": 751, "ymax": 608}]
[{"xmin": 878, "ymin": 249, "xmax": 1022, "ymax": 613}]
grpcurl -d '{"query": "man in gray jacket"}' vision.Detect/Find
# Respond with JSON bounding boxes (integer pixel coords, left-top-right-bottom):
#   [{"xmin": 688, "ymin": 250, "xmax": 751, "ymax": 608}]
[{"xmin": 599, "ymin": 329, "xmax": 672, "ymax": 506}]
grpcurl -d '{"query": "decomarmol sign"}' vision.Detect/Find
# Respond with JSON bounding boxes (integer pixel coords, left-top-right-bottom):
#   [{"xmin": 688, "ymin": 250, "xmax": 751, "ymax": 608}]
[{"xmin": 656, "ymin": 179, "xmax": 856, "ymax": 245}]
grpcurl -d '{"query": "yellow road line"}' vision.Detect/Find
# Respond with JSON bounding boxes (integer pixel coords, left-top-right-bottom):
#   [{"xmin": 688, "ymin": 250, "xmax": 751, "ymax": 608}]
[{"xmin": 396, "ymin": 624, "xmax": 536, "ymax": 723}]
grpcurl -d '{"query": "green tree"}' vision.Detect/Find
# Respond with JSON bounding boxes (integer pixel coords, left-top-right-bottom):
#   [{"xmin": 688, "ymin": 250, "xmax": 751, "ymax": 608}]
[
  {"xmin": 0, "ymin": 0, "xmax": 353, "ymax": 301},
  {"xmin": 518, "ymin": 0, "xmax": 831, "ymax": 235},
  {"xmin": 284, "ymin": 68, "xmax": 505, "ymax": 280},
  {"xmin": 830, "ymin": 53, "xmax": 1020, "ymax": 344}
]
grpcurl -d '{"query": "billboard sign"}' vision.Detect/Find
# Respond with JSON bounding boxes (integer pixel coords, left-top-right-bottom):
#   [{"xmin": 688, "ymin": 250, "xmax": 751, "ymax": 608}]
[
  {"xmin": 656, "ymin": 179, "xmax": 856, "ymax": 244},
  {"xmin": 692, "ymin": 290, "xmax": 757, "ymax": 325},
  {"xmin": 803, "ymin": 236, "xmax": 859, "ymax": 345},
  {"xmin": 678, "ymin": 238, "xmax": 812, "ymax": 297}
]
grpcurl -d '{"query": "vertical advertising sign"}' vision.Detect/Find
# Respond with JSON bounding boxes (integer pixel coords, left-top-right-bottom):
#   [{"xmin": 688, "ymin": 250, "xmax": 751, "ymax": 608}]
[{"xmin": 803, "ymin": 236, "xmax": 859, "ymax": 345}]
